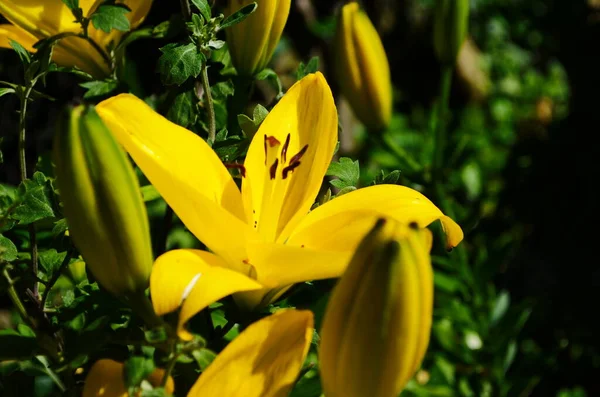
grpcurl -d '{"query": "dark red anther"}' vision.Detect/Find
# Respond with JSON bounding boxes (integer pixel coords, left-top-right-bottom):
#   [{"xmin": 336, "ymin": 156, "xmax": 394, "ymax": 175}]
[
  {"xmin": 224, "ymin": 163, "xmax": 246, "ymax": 178},
  {"xmin": 281, "ymin": 133, "xmax": 291, "ymax": 163},
  {"xmin": 289, "ymin": 144, "xmax": 309, "ymax": 165},
  {"xmin": 265, "ymin": 136, "xmax": 280, "ymax": 147},
  {"xmin": 269, "ymin": 158, "xmax": 279, "ymax": 180},
  {"xmin": 282, "ymin": 161, "xmax": 301, "ymax": 179},
  {"xmin": 263, "ymin": 135, "xmax": 268, "ymax": 165}
]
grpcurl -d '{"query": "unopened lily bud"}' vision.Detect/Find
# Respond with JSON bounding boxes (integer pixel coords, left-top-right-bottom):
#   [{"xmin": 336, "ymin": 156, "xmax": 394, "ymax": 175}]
[
  {"xmin": 226, "ymin": 0, "xmax": 291, "ymax": 76},
  {"xmin": 53, "ymin": 106, "xmax": 153, "ymax": 297},
  {"xmin": 334, "ymin": 2, "xmax": 392, "ymax": 131},
  {"xmin": 320, "ymin": 219, "xmax": 434, "ymax": 397},
  {"xmin": 433, "ymin": 0, "xmax": 470, "ymax": 65}
]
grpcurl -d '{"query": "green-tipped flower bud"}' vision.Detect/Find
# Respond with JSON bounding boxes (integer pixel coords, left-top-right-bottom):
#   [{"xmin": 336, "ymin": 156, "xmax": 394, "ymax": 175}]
[
  {"xmin": 226, "ymin": 0, "xmax": 291, "ymax": 76},
  {"xmin": 53, "ymin": 106, "xmax": 153, "ymax": 297},
  {"xmin": 334, "ymin": 2, "xmax": 392, "ymax": 131},
  {"xmin": 433, "ymin": 0, "xmax": 470, "ymax": 65},
  {"xmin": 320, "ymin": 219, "xmax": 433, "ymax": 397}
]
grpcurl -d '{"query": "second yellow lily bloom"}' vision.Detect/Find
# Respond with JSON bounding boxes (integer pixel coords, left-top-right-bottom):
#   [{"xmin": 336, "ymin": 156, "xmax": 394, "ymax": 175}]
[{"xmin": 0, "ymin": 0, "xmax": 153, "ymax": 77}]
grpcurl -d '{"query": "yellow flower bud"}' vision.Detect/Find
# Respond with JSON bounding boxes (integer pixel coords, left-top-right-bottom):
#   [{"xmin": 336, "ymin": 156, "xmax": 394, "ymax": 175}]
[
  {"xmin": 226, "ymin": 0, "xmax": 291, "ymax": 76},
  {"xmin": 433, "ymin": 0, "xmax": 470, "ymax": 65},
  {"xmin": 53, "ymin": 105, "xmax": 153, "ymax": 297},
  {"xmin": 319, "ymin": 219, "xmax": 433, "ymax": 397},
  {"xmin": 334, "ymin": 2, "xmax": 392, "ymax": 131}
]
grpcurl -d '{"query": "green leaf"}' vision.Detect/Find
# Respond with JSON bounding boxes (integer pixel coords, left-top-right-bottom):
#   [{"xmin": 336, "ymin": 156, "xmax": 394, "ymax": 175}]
[
  {"xmin": 191, "ymin": 0, "xmax": 211, "ymax": 21},
  {"xmin": 140, "ymin": 388, "xmax": 171, "ymax": 397},
  {"xmin": 167, "ymin": 89, "xmax": 195, "ymax": 128},
  {"xmin": 52, "ymin": 218, "xmax": 68, "ymax": 237},
  {"xmin": 490, "ymin": 290, "xmax": 510, "ymax": 326},
  {"xmin": 220, "ymin": 2, "xmax": 257, "ymax": 30},
  {"xmin": 0, "ymin": 87, "xmax": 15, "ymax": 98},
  {"xmin": 38, "ymin": 249, "xmax": 67, "ymax": 274},
  {"xmin": 158, "ymin": 43, "xmax": 205, "ymax": 85},
  {"xmin": 290, "ymin": 375, "xmax": 322, "ymax": 397},
  {"xmin": 192, "ymin": 348, "xmax": 217, "ymax": 371},
  {"xmin": 124, "ymin": 356, "xmax": 155, "ymax": 388},
  {"xmin": 255, "ymin": 68, "xmax": 282, "ymax": 97},
  {"xmin": 326, "ymin": 157, "xmax": 359, "ymax": 190},
  {"xmin": 80, "ymin": 79, "xmax": 118, "ymax": 98},
  {"xmin": 296, "ymin": 56, "xmax": 320, "ymax": 80},
  {"xmin": 9, "ymin": 40, "xmax": 31, "ymax": 65},
  {"xmin": 140, "ymin": 185, "xmax": 161, "ymax": 202},
  {"xmin": 0, "ymin": 330, "xmax": 39, "ymax": 360},
  {"xmin": 11, "ymin": 172, "xmax": 55, "ymax": 225},
  {"xmin": 372, "ymin": 170, "xmax": 401, "ymax": 185},
  {"xmin": 0, "ymin": 234, "xmax": 18, "ymax": 262},
  {"xmin": 90, "ymin": 4, "xmax": 131, "ymax": 33},
  {"xmin": 237, "ymin": 104, "xmax": 268, "ymax": 137}
]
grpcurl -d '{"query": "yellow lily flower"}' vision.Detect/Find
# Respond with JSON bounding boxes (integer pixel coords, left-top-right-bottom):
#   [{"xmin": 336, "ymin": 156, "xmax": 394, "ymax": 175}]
[
  {"xmin": 82, "ymin": 310, "xmax": 313, "ymax": 397},
  {"xmin": 334, "ymin": 2, "xmax": 392, "ymax": 130},
  {"xmin": 0, "ymin": 0, "xmax": 152, "ymax": 77},
  {"xmin": 320, "ymin": 219, "xmax": 433, "ymax": 397},
  {"xmin": 96, "ymin": 73, "xmax": 463, "ymax": 338},
  {"xmin": 225, "ymin": 0, "xmax": 291, "ymax": 76},
  {"xmin": 82, "ymin": 358, "xmax": 175, "ymax": 397}
]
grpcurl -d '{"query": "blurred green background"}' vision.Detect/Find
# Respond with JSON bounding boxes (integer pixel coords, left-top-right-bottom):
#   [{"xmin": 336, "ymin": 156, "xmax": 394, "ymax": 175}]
[{"xmin": 1, "ymin": 0, "xmax": 599, "ymax": 396}]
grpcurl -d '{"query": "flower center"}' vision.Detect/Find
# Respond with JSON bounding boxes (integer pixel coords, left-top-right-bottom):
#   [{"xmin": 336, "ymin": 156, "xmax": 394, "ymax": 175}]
[{"xmin": 264, "ymin": 133, "xmax": 309, "ymax": 181}]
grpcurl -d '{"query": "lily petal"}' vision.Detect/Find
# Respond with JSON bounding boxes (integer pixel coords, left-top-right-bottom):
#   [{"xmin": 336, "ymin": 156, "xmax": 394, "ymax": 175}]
[
  {"xmin": 287, "ymin": 184, "xmax": 464, "ymax": 250},
  {"xmin": 150, "ymin": 249, "xmax": 262, "ymax": 340},
  {"xmin": 232, "ymin": 241, "xmax": 352, "ymax": 310},
  {"xmin": 187, "ymin": 310, "xmax": 313, "ymax": 397},
  {"xmin": 0, "ymin": 24, "xmax": 37, "ymax": 50},
  {"xmin": 96, "ymin": 94, "xmax": 251, "ymax": 267},
  {"xmin": 83, "ymin": 358, "xmax": 174, "ymax": 397},
  {"xmin": 243, "ymin": 73, "xmax": 338, "ymax": 243},
  {"xmin": 0, "ymin": 1, "xmax": 82, "ymax": 38}
]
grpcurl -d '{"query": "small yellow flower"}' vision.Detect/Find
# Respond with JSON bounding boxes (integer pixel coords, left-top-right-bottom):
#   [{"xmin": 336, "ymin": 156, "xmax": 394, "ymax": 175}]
[
  {"xmin": 225, "ymin": 0, "xmax": 290, "ymax": 76},
  {"xmin": 320, "ymin": 219, "xmax": 434, "ymax": 397},
  {"xmin": 334, "ymin": 2, "xmax": 392, "ymax": 130},
  {"xmin": 53, "ymin": 105, "xmax": 153, "ymax": 297},
  {"xmin": 0, "ymin": 0, "xmax": 153, "ymax": 77},
  {"xmin": 96, "ymin": 72, "xmax": 462, "ymax": 338},
  {"xmin": 82, "ymin": 359, "xmax": 174, "ymax": 397}
]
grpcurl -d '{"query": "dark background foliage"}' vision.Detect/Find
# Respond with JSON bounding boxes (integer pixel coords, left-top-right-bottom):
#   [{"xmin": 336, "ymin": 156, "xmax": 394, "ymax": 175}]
[{"xmin": 1, "ymin": 0, "xmax": 599, "ymax": 396}]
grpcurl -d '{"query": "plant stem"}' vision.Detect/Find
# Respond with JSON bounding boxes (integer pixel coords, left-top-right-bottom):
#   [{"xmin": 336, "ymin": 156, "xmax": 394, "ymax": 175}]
[
  {"xmin": 3, "ymin": 268, "xmax": 33, "ymax": 327},
  {"xmin": 125, "ymin": 291, "xmax": 165, "ymax": 330},
  {"xmin": 18, "ymin": 84, "xmax": 40, "ymax": 300},
  {"xmin": 432, "ymin": 66, "xmax": 453, "ymax": 181},
  {"xmin": 201, "ymin": 64, "xmax": 217, "ymax": 144},
  {"xmin": 40, "ymin": 251, "xmax": 73, "ymax": 308}
]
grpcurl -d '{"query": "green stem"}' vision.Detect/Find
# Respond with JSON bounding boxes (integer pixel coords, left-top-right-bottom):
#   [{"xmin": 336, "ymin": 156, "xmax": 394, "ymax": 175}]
[
  {"xmin": 126, "ymin": 291, "xmax": 165, "ymax": 330},
  {"xmin": 161, "ymin": 343, "xmax": 179, "ymax": 387},
  {"xmin": 18, "ymin": 84, "xmax": 40, "ymax": 300},
  {"xmin": 3, "ymin": 268, "xmax": 33, "ymax": 327},
  {"xmin": 40, "ymin": 251, "xmax": 73, "ymax": 308},
  {"xmin": 432, "ymin": 66, "xmax": 453, "ymax": 181},
  {"xmin": 201, "ymin": 64, "xmax": 217, "ymax": 144}
]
